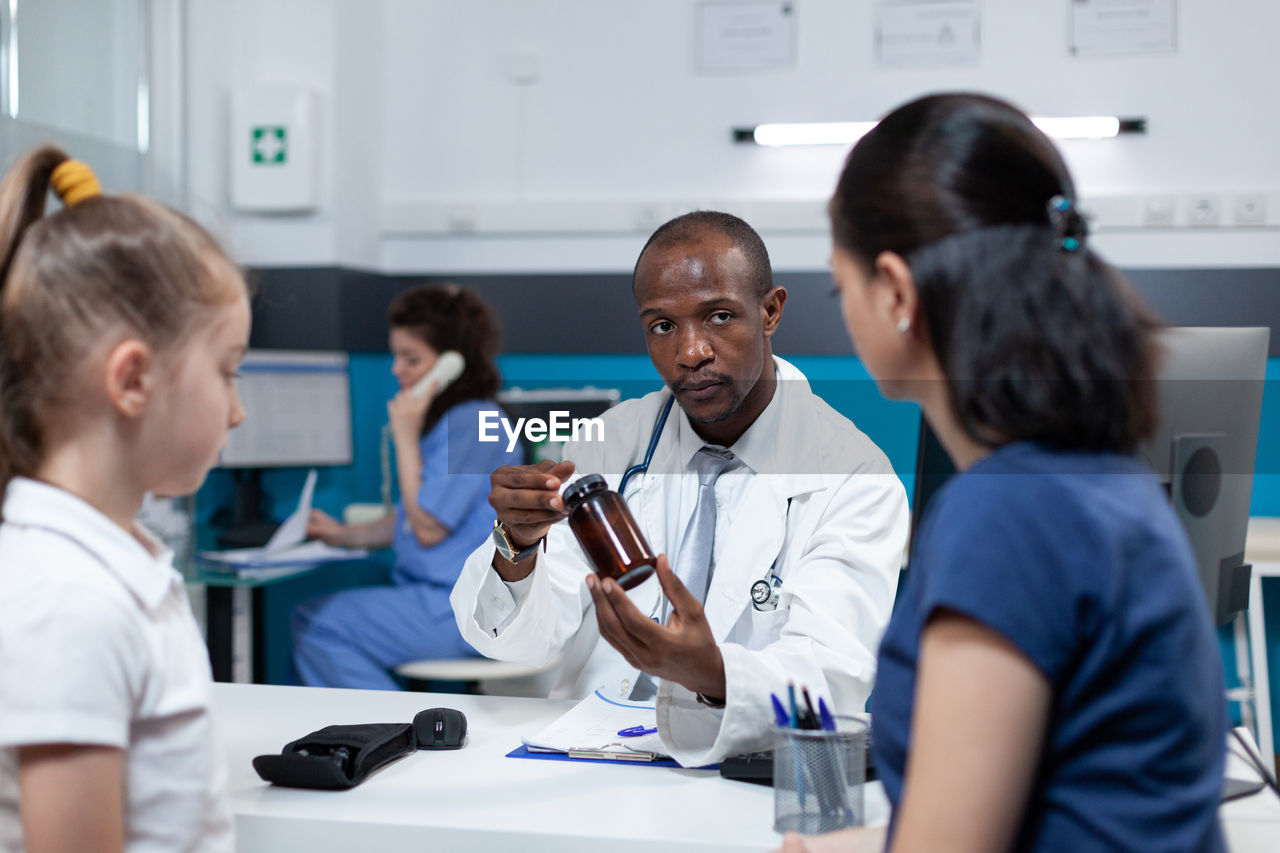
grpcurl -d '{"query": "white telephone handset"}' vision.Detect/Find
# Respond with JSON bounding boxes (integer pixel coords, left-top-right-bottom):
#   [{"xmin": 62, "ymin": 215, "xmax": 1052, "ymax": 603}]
[
  {"xmin": 410, "ymin": 350, "xmax": 465, "ymax": 400},
  {"xmin": 380, "ymin": 350, "xmax": 468, "ymax": 512}
]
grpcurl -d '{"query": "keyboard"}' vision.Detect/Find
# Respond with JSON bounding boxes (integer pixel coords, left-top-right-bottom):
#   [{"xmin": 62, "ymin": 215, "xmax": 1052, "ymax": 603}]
[{"xmin": 719, "ymin": 748, "xmax": 878, "ymax": 787}]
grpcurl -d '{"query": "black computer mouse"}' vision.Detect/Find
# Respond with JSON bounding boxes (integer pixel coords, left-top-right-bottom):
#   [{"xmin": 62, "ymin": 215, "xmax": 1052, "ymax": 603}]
[{"xmin": 413, "ymin": 707, "xmax": 467, "ymax": 750}]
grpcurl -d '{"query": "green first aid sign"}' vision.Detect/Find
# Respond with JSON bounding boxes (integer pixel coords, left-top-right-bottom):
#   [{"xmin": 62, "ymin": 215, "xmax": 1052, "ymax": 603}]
[{"xmin": 251, "ymin": 126, "xmax": 287, "ymax": 164}]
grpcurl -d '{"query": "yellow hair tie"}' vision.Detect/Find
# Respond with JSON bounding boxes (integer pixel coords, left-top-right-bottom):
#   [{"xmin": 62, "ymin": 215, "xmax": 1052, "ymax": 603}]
[{"xmin": 50, "ymin": 159, "xmax": 102, "ymax": 206}]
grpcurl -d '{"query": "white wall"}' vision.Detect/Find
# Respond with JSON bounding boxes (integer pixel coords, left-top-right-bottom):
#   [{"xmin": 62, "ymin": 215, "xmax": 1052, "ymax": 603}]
[
  {"xmin": 17, "ymin": 0, "xmax": 141, "ymax": 150},
  {"xmin": 184, "ymin": 0, "xmax": 385, "ymax": 266},
  {"xmin": 0, "ymin": 0, "xmax": 176, "ymax": 199},
  {"xmin": 184, "ymin": 0, "xmax": 1280, "ymax": 273}
]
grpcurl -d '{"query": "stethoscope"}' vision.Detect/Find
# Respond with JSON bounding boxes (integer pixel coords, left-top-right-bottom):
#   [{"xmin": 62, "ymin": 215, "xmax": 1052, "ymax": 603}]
[
  {"xmin": 622, "ymin": 394, "xmax": 784, "ymax": 615},
  {"xmin": 749, "ymin": 498, "xmax": 788, "ymax": 613},
  {"xmin": 618, "ymin": 394, "xmax": 676, "ymax": 496}
]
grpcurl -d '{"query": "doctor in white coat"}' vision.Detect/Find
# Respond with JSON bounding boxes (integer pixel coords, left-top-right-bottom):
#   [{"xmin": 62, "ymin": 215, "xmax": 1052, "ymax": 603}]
[{"xmin": 450, "ymin": 211, "xmax": 908, "ymax": 768}]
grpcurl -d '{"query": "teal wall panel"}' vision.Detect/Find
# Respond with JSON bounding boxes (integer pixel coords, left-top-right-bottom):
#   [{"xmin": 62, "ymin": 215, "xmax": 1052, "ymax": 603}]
[{"xmin": 198, "ymin": 353, "xmax": 1280, "ymax": 521}]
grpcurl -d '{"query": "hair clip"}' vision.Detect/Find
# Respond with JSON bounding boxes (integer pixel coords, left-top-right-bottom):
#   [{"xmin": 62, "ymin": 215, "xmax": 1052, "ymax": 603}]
[
  {"xmin": 1046, "ymin": 194, "xmax": 1087, "ymax": 253},
  {"xmin": 50, "ymin": 159, "xmax": 102, "ymax": 206}
]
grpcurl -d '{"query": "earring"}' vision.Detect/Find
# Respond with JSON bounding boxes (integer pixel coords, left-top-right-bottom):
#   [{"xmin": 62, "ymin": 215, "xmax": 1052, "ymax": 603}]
[{"xmin": 896, "ymin": 317, "xmax": 911, "ymax": 334}]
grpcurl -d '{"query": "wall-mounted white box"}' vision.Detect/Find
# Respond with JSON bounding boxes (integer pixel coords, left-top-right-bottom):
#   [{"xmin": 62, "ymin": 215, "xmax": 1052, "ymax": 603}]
[{"xmin": 230, "ymin": 86, "xmax": 320, "ymax": 212}]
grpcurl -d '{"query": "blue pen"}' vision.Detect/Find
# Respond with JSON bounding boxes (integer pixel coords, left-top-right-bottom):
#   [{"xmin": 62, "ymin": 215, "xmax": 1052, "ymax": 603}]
[
  {"xmin": 817, "ymin": 696, "xmax": 836, "ymax": 731},
  {"xmin": 787, "ymin": 682, "xmax": 800, "ymax": 729},
  {"xmin": 617, "ymin": 725, "xmax": 658, "ymax": 737},
  {"xmin": 770, "ymin": 693, "xmax": 790, "ymax": 727}
]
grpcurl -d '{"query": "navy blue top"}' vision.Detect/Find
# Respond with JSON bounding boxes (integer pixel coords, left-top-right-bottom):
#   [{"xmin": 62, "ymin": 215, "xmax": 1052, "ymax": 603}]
[
  {"xmin": 870, "ymin": 442, "xmax": 1226, "ymax": 852},
  {"xmin": 392, "ymin": 399, "xmax": 524, "ymax": 587}
]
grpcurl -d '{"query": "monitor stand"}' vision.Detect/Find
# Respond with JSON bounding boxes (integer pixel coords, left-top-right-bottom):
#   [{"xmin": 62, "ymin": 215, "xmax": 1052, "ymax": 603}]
[
  {"xmin": 215, "ymin": 469, "xmax": 281, "ymax": 549},
  {"xmin": 1217, "ymin": 553, "xmax": 1252, "ymax": 626}
]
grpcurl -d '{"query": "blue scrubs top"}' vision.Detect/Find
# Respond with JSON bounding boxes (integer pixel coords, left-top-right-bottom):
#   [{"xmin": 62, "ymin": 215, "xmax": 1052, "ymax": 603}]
[
  {"xmin": 391, "ymin": 398, "xmax": 524, "ymax": 588},
  {"xmin": 870, "ymin": 442, "xmax": 1226, "ymax": 852}
]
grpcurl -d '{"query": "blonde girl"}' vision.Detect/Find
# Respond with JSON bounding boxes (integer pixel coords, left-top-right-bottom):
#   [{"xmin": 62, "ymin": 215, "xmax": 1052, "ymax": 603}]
[{"xmin": 0, "ymin": 147, "xmax": 249, "ymax": 851}]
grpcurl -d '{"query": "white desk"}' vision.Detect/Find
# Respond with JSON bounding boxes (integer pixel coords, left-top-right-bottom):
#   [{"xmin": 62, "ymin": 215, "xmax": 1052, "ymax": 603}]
[
  {"xmin": 215, "ymin": 683, "xmax": 834, "ymax": 852},
  {"xmin": 216, "ymin": 684, "xmax": 1278, "ymax": 852}
]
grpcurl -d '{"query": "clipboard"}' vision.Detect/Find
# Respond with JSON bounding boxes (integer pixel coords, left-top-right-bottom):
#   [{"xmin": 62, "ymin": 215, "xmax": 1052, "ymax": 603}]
[
  {"xmin": 513, "ymin": 689, "xmax": 677, "ymax": 765},
  {"xmin": 505, "ymin": 744, "xmax": 686, "ymax": 768}
]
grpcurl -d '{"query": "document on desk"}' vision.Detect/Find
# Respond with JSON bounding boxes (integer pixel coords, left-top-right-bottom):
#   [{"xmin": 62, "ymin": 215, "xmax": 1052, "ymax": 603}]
[
  {"xmin": 521, "ymin": 689, "xmax": 669, "ymax": 761},
  {"xmin": 198, "ymin": 469, "xmax": 368, "ymax": 573}
]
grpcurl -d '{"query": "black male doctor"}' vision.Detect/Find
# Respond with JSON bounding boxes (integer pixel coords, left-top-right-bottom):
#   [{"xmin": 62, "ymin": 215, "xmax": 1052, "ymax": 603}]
[{"xmin": 450, "ymin": 211, "xmax": 908, "ymax": 767}]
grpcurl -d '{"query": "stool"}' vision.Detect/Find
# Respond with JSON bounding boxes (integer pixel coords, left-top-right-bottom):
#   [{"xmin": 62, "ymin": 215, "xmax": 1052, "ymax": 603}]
[{"xmin": 394, "ymin": 654, "xmax": 562, "ymax": 697}]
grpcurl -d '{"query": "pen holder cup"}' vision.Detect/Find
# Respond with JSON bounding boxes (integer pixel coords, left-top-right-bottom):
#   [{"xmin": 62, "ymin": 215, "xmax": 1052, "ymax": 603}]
[{"xmin": 772, "ymin": 716, "xmax": 869, "ymax": 835}]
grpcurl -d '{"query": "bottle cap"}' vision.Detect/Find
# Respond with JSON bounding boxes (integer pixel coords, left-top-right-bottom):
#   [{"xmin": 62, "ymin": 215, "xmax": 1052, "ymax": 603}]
[{"xmin": 563, "ymin": 474, "xmax": 608, "ymax": 511}]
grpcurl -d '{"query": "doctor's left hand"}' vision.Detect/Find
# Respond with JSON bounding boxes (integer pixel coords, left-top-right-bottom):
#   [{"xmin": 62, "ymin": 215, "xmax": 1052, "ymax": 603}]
[{"xmin": 586, "ymin": 555, "xmax": 726, "ymax": 701}]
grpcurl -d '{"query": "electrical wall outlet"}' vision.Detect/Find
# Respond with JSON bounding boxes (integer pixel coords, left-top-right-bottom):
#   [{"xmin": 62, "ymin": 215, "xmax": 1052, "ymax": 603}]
[
  {"xmin": 1234, "ymin": 194, "xmax": 1267, "ymax": 225},
  {"xmin": 1142, "ymin": 197, "xmax": 1176, "ymax": 227},
  {"xmin": 1186, "ymin": 195, "xmax": 1222, "ymax": 227}
]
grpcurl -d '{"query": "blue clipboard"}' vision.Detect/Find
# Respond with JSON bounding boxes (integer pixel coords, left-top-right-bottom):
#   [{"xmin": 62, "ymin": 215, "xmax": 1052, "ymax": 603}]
[{"xmin": 506, "ymin": 744, "xmax": 712, "ymax": 770}]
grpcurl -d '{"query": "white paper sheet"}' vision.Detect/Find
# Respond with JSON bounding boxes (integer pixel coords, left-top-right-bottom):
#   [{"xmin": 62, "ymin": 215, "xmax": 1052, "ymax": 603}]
[
  {"xmin": 523, "ymin": 689, "xmax": 668, "ymax": 759},
  {"xmin": 1071, "ymin": 0, "xmax": 1177, "ymax": 56},
  {"xmin": 696, "ymin": 1, "xmax": 796, "ymax": 74},
  {"xmin": 198, "ymin": 469, "xmax": 367, "ymax": 572},
  {"xmin": 198, "ymin": 539, "xmax": 367, "ymax": 570},
  {"xmin": 875, "ymin": 0, "xmax": 981, "ymax": 68},
  {"xmin": 264, "ymin": 468, "xmax": 317, "ymax": 553}
]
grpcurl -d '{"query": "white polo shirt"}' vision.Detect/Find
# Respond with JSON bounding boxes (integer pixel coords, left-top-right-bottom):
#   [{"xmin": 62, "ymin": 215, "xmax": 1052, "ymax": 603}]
[{"xmin": 0, "ymin": 478, "xmax": 232, "ymax": 852}]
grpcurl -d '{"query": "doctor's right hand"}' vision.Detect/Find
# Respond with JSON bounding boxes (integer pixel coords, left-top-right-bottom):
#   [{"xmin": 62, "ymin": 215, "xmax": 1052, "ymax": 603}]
[{"xmin": 488, "ymin": 459, "xmax": 576, "ymax": 548}]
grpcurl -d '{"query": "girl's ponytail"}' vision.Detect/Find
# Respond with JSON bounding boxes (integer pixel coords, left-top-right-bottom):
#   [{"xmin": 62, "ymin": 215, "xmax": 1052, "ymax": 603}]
[
  {"xmin": 0, "ymin": 146, "xmax": 67, "ymax": 290},
  {"xmin": 0, "ymin": 147, "xmax": 71, "ymax": 494}
]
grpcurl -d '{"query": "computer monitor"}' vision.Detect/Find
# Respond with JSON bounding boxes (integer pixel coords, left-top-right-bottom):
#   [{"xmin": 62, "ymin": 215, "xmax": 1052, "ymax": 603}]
[
  {"xmin": 219, "ymin": 350, "xmax": 354, "ymax": 468},
  {"xmin": 908, "ymin": 326, "xmax": 1270, "ymax": 627},
  {"xmin": 214, "ymin": 350, "xmax": 353, "ymax": 547},
  {"xmin": 1136, "ymin": 327, "xmax": 1270, "ymax": 625}
]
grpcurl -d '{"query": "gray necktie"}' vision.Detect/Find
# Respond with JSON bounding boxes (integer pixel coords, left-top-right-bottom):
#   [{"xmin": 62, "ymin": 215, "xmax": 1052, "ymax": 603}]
[{"xmin": 674, "ymin": 446, "xmax": 738, "ymax": 606}]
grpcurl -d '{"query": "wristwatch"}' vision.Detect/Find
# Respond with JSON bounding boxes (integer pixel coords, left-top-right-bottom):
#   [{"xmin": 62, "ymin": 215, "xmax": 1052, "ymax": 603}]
[
  {"xmin": 696, "ymin": 692, "xmax": 727, "ymax": 709},
  {"xmin": 491, "ymin": 520, "xmax": 541, "ymax": 564}
]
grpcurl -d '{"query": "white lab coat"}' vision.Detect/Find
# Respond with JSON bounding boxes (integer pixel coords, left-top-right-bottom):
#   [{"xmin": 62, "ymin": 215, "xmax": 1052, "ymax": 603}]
[{"xmin": 450, "ymin": 356, "xmax": 908, "ymax": 767}]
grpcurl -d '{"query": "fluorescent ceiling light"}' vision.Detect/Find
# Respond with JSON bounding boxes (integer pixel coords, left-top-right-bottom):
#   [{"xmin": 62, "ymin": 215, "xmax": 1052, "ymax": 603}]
[
  {"xmin": 751, "ymin": 121, "xmax": 880, "ymax": 147},
  {"xmin": 1030, "ymin": 116, "xmax": 1121, "ymax": 139},
  {"xmin": 736, "ymin": 116, "xmax": 1146, "ymax": 146}
]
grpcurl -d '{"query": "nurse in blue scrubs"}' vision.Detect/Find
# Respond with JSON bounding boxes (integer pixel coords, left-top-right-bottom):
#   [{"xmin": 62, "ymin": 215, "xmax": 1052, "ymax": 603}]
[{"xmin": 291, "ymin": 284, "xmax": 524, "ymax": 689}]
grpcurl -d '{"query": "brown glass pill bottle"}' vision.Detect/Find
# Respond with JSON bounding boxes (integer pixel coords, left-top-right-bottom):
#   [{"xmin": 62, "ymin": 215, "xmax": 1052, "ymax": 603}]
[{"xmin": 563, "ymin": 474, "xmax": 657, "ymax": 590}]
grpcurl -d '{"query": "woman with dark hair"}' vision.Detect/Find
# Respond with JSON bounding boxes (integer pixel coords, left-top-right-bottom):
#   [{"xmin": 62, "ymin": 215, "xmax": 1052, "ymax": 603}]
[
  {"xmin": 780, "ymin": 93, "xmax": 1226, "ymax": 852},
  {"xmin": 291, "ymin": 284, "xmax": 524, "ymax": 689}
]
